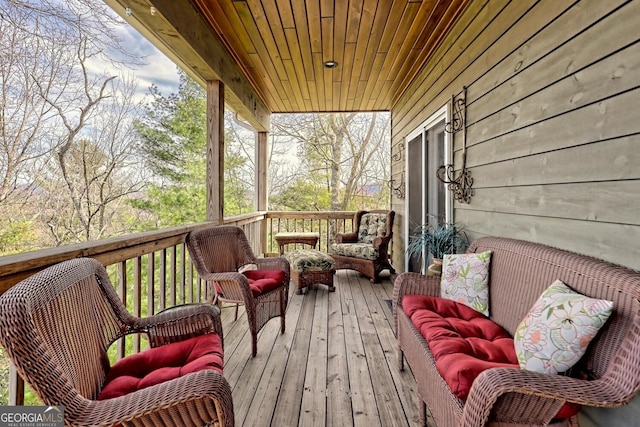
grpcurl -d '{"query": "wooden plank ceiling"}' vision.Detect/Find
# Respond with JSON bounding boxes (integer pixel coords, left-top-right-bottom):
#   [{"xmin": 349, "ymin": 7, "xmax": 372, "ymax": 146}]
[{"xmin": 191, "ymin": 0, "xmax": 469, "ymax": 113}]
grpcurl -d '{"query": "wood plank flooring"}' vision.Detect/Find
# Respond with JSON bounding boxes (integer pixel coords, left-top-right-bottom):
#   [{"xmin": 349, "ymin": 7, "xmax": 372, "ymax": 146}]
[{"xmin": 218, "ymin": 270, "xmax": 433, "ymax": 427}]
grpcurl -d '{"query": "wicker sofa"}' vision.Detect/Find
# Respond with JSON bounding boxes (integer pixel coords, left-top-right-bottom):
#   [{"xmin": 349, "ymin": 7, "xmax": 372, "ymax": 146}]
[{"xmin": 394, "ymin": 236, "xmax": 640, "ymax": 427}]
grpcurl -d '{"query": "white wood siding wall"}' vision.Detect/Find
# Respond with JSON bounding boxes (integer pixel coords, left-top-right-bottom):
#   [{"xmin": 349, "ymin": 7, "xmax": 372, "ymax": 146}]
[{"xmin": 391, "ymin": 0, "xmax": 640, "ymax": 424}]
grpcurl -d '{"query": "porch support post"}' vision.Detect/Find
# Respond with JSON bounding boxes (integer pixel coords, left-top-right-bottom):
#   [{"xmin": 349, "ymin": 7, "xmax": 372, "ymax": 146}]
[
  {"xmin": 206, "ymin": 80, "xmax": 224, "ymax": 223},
  {"xmin": 256, "ymin": 131, "xmax": 269, "ymax": 255},
  {"xmin": 256, "ymin": 131, "xmax": 268, "ymax": 212}
]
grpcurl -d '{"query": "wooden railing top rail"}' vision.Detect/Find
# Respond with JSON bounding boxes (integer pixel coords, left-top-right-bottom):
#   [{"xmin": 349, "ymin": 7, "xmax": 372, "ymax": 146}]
[
  {"xmin": 225, "ymin": 211, "xmax": 267, "ymax": 225},
  {"xmin": 0, "ymin": 222, "xmax": 218, "ymax": 295},
  {"xmin": 265, "ymin": 211, "xmax": 354, "ymax": 220},
  {"xmin": 0, "ymin": 210, "xmax": 357, "ymax": 295}
]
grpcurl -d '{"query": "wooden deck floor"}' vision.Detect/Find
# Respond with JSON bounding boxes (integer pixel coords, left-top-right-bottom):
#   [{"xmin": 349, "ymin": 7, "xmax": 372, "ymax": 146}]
[{"xmin": 218, "ymin": 269, "xmax": 430, "ymax": 427}]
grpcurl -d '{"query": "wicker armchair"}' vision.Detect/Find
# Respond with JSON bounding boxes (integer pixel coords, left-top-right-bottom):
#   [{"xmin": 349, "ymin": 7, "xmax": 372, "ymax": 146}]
[
  {"xmin": 330, "ymin": 210, "xmax": 395, "ymax": 283},
  {"xmin": 186, "ymin": 225, "xmax": 289, "ymax": 357},
  {"xmin": 0, "ymin": 258, "xmax": 234, "ymax": 427}
]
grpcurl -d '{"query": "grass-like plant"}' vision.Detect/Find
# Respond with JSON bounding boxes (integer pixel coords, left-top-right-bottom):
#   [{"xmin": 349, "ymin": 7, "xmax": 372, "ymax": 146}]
[{"xmin": 406, "ymin": 222, "xmax": 468, "ymax": 260}]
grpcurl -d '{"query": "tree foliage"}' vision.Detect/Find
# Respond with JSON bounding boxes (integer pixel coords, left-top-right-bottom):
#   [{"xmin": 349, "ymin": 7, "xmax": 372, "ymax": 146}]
[
  {"xmin": 0, "ymin": 0, "xmax": 154, "ymax": 405},
  {"xmin": 269, "ymin": 179, "xmax": 331, "ymax": 211},
  {"xmin": 270, "ymin": 112, "xmax": 390, "ymax": 211},
  {"xmin": 0, "ymin": 0, "xmax": 150, "ymax": 249},
  {"xmin": 0, "ymin": 2, "xmax": 392, "ymax": 250},
  {"xmin": 133, "ymin": 72, "xmax": 256, "ymax": 227},
  {"xmin": 40, "ymin": 76, "xmax": 148, "ymax": 243}
]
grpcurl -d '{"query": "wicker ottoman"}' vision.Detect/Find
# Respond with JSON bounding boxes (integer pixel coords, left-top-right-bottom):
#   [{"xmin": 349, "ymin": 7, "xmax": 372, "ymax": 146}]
[{"xmin": 285, "ymin": 249, "xmax": 335, "ymax": 294}]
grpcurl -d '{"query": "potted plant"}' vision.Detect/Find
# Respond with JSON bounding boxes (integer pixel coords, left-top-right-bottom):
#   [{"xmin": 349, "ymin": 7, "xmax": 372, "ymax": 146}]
[{"xmin": 406, "ymin": 222, "xmax": 468, "ymax": 275}]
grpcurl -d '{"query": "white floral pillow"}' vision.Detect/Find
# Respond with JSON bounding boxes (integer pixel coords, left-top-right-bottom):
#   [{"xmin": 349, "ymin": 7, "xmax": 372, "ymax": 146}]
[
  {"xmin": 440, "ymin": 251, "xmax": 492, "ymax": 316},
  {"xmin": 514, "ymin": 280, "xmax": 614, "ymax": 374}
]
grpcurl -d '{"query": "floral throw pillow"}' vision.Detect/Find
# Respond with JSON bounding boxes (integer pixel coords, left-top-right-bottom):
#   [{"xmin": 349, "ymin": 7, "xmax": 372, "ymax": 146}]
[
  {"xmin": 440, "ymin": 251, "xmax": 492, "ymax": 316},
  {"xmin": 514, "ymin": 280, "xmax": 614, "ymax": 375}
]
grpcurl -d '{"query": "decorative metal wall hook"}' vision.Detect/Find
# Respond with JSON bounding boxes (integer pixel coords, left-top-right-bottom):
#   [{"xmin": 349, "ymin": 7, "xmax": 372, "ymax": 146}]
[
  {"xmin": 437, "ymin": 87, "xmax": 475, "ymax": 203},
  {"xmin": 392, "ymin": 142, "xmax": 405, "ymax": 163},
  {"xmin": 388, "ymin": 142, "xmax": 406, "ymax": 199},
  {"xmin": 437, "ymin": 163, "xmax": 474, "ymax": 203},
  {"xmin": 444, "ymin": 92, "xmax": 466, "ymax": 134},
  {"xmin": 388, "ymin": 174, "xmax": 405, "ymax": 199}
]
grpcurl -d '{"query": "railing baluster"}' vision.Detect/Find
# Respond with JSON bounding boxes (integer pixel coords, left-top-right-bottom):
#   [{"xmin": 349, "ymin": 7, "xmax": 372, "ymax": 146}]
[
  {"xmin": 117, "ymin": 261, "xmax": 127, "ymax": 360},
  {"xmin": 196, "ymin": 265, "xmax": 202, "ymax": 303},
  {"xmin": 8, "ymin": 364, "xmax": 23, "ymax": 405},
  {"xmin": 268, "ymin": 217, "xmax": 272, "ymax": 253},
  {"xmin": 133, "ymin": 257, "xmax": 142, "ymax": 353},
  {"xmin": 169, "ymin": 246, "xmax": 177, "ymax": 307},
  {"xmin": 180, "ymin": 243, "xmax": 186, "ymax": 305},
  {"xmin": 147, "ymin": 254, "xmax": 155, "ymax": 316},
  {"xmin": 159, "ymin": 249, "xmax": 166, "ymax": 312},
  {"xmin": 188, "ymin": 259, "xmax": 194, "ymax": 304}
]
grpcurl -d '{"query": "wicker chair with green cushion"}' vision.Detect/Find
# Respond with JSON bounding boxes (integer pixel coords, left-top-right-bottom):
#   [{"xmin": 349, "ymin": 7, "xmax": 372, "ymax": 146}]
[
  {"xmin": 330, "ymin": 210, "xmax": 395, "ymax": 283},
  {"xmin": 0, "ymin": 258, "xmax": 234, "ymax": 427},
  {"xmin": 186, "ymin": 225, "xmax": 289, "ymax": 357}
]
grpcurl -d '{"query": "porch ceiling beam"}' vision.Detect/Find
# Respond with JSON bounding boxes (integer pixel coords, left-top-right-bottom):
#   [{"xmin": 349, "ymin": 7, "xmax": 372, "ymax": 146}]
[{"xmin": 103, "ymin": 0, "xmax": 270, "ymax": 131}]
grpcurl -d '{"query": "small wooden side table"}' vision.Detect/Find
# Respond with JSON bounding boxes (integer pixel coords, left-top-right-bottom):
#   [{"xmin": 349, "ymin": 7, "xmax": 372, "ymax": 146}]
[{"xmin": 275, "ymin": 232, "xmax": 320, "ymax": 255}]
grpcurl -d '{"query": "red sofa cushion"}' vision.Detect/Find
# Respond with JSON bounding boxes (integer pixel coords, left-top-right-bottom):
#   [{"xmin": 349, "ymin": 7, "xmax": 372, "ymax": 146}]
[
  {"xmin": 403, "ymin": 295, "xmax": 517, "ymax": 400},
  {"xmin": 214, "ymin": 270, "xmax": 285, "ymax": 297},
  {"xmin": 98, "ymin": 333, "xmax": 223, "ymax": 400},
  {"xmin": 402, "ymin": 295, "xmax": 580, "ymax": 418}
]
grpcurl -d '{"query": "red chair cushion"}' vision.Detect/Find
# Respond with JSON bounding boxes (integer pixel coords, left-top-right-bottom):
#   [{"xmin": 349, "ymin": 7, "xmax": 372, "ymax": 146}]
[
  {"xmin": 403, "ymin": 295, "xmax": 517, "ymax": 400},
  {"xmin": 402, "ymin": 295, "xmax": 580, "ymax": 418},
  {"xmin": 97, "ymin": 333, "xmax": 223, "ymax": 400},
  {"xmin": 243, "ymin": 269, "xmax": 285, "ymax": 296},
  {"xmin": 213, "ymin": 270, "xmax": 285, "ymax": 297}
]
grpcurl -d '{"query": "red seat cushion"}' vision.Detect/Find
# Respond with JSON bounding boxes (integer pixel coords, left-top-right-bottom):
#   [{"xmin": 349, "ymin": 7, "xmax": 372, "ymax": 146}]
[
  {"xmin": 214, "ymin": 270, "xmax": 285, "ymax": 297},
  {"xmin": 244, "ymin": 269, "xmax": 285, "ymax": 296},
  {"xmin": 403, "ymin": 295, "xmax": 519, "ymax": 400},
  {"xmin": 402, "ymin": 295, "xmax": 580, "ymax": 418},
  {"xmin": 98, "ymin": 333, "xmax": 223, "ymax": 400}
]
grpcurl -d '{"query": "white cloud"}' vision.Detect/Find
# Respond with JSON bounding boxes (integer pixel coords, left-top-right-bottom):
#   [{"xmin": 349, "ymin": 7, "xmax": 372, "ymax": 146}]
[
  {"xmin": 115, "ymin": 25, "xmax": 179, "ymax": 97},
  {"xmin": 85, "ymin": 18, "xmax": 180, "ymax": 103}
]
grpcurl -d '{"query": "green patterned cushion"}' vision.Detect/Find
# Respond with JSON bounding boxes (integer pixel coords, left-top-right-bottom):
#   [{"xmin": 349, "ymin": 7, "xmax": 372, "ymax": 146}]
[
  {"xmin": 357, "ymin": 213, "xmax": 388, "ymax": 244},
  {"xmin": 286, "ymin": 249, "xmax": 335, "ymax": 272},
  {"xmin": 330, "ymin": 242, "xmax": 379, "ymax": 260}
]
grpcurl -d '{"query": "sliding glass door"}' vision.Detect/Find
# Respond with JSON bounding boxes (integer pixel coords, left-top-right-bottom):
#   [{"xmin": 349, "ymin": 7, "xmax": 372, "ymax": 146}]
[{"xmin": 405, "ymin": 108, "xmax": 451, "ymax": 273}]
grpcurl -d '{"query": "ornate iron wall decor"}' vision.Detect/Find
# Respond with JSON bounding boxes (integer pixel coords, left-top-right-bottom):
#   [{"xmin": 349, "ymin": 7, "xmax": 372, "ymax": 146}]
[
  {"xmin": 444, "ymin": 90, "xmax": 466, "ymax": 134},
  {"xmin": 392, "ymin": 142, "xmax": 405, "ymax": 163},
  {"xmin": 437, "ymin": 86, "xmax": 474, "ymax": 204},
  {"xmin": 388, "ymin": 142, "xmax": 405, "ymax": 199}
]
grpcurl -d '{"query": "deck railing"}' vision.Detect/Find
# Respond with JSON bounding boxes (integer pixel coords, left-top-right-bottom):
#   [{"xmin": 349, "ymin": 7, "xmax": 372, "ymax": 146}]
[
  {"xmin": 0, "ymin": 210, "xmax": 355, "ymax": 405},
  {"xmin": 264, "ymin": 211, "xmax": 356, "ymax": 254}
]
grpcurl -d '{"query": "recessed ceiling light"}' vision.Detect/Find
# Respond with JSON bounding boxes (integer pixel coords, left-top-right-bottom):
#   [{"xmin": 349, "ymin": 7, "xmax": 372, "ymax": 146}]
[{"xmin": 323, "ymin": 60, "xmax": 338, "ymax": 69}]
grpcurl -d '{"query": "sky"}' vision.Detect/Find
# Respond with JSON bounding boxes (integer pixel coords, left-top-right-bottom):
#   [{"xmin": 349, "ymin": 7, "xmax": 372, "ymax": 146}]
[
  {"xmin": 116, "ymin": 24, "xmax": 180, "ymax": 98},
  {"xmin": 85, "ymin": 10, "xmax": 181, "ymax": 103}
]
